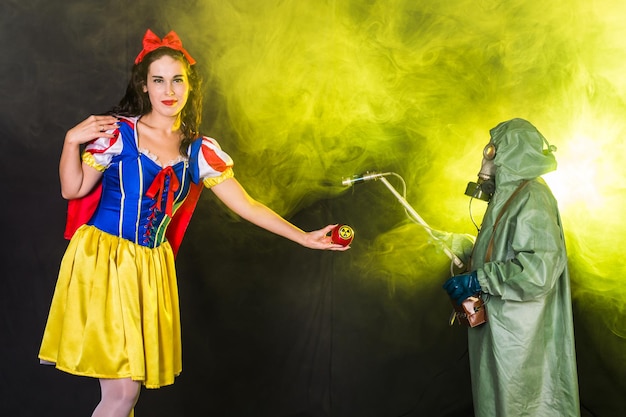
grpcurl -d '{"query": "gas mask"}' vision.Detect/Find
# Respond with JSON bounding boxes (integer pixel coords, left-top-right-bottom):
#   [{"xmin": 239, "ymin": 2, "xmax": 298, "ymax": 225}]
[{"xmin": 465, "ymin": 142, "xmax": 496, "ymax": 201}]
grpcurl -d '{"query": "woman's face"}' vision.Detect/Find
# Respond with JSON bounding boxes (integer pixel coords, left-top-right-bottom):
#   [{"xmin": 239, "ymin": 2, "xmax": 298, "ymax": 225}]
[{"xmin": 142, "ymin": 55, "xmax": 190, "ymax": 119}]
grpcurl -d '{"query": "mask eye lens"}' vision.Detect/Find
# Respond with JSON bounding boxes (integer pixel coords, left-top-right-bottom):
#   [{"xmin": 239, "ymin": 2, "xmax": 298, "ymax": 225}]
[{"xmin": 483, "ymin": 143, "xmax": 496, "ymax": 160}]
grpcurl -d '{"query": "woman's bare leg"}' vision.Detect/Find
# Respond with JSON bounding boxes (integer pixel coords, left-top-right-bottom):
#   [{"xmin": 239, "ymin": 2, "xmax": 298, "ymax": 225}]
[{"xmin": 91, "ymin": 378, "xmax": 141, "ymax": 417}]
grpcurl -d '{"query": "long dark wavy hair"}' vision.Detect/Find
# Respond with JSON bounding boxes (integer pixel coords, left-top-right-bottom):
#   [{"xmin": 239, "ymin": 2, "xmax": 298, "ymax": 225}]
[{"xmin": 109, "ymin": 47, "xmax": 203, "ymax": 156}]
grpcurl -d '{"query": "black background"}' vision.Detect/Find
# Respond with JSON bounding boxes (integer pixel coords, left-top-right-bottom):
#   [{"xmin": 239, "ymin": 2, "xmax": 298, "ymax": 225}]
[{"xmin": 1, "ymin": 1, "xmax": 623, "ymax": 416}]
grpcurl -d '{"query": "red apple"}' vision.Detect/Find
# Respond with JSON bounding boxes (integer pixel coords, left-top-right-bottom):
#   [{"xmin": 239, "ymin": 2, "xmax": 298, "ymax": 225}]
[{"xmin": 331, "ymin": 224, "xmax": 354, "ymax": 246}]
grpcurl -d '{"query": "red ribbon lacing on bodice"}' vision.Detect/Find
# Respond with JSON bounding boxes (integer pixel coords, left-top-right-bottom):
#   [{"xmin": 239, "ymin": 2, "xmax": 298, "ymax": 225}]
[{"xmin": 145, "ymin": 166, "xmax": 180, "ymax": 217}]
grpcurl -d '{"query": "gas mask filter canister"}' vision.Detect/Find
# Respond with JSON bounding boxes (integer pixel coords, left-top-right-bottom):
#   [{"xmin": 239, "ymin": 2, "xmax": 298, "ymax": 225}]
[{"xmin": 465, "ymin": 142, "xmax": 496, "ymax": 201}]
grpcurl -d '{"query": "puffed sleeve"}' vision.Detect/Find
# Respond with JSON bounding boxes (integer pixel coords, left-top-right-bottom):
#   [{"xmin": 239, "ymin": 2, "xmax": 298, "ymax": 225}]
[
  {"xmin": 82, "ymin": 131, "xmax": 123, "ymax": 172},
  {"xmin": 196, "ymin": 137, "xmax": 235, "ymax": 188}
]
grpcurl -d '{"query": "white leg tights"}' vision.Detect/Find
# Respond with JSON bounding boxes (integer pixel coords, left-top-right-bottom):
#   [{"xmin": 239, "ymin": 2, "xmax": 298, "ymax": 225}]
[{"xmin": 91, "ymin": 378, "xmax": 141, "ymax": 417}]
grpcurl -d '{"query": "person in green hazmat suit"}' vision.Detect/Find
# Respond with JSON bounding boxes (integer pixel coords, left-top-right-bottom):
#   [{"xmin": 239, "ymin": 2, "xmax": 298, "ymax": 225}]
[{"xmin": 443, "ymin": 118, "xmax": 580, "ymax": 416}]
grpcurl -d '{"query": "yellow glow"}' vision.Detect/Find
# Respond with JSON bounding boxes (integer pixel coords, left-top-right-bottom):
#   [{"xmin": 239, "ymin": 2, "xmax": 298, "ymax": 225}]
[{"xmin": 544, "ymin": 133, "xmax": 604, "ymax": 210}]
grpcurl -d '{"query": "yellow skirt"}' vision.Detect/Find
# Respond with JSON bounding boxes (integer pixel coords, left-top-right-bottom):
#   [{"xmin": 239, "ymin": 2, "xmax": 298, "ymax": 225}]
[{"xmin": 39, "ymin": 225, "xmax": 182, "ymax": 388}]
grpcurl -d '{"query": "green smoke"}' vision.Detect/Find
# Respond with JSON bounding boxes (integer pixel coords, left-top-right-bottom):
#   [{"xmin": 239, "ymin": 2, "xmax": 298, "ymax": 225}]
[{"xmin": 177, "ymin": 0, "xmax": 626, "ymax": 378}]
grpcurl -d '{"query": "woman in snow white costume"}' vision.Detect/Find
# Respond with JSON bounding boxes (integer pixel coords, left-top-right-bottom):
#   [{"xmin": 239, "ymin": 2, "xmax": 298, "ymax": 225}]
[{"xmin": 38, "ymin": 29, "xmax": 349, "ymax": 417}]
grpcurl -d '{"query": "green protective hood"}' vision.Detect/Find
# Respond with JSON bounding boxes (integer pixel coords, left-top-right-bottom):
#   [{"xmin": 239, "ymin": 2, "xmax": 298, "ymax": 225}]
[{"xmin": 490, "ymin": 118, "xmax": 557, "ymax": 187}]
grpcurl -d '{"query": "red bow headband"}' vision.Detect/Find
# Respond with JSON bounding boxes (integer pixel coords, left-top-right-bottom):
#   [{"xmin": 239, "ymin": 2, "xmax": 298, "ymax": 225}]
[{"xmin": 134, "ymin": 29, "xmax": 196, "ymax": 65}]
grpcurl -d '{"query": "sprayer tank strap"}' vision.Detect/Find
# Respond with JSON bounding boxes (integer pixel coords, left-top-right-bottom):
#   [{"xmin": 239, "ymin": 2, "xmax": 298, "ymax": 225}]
[{"xmin": 484, "ymin": 180, "xmax": 530, "ymax": 263}]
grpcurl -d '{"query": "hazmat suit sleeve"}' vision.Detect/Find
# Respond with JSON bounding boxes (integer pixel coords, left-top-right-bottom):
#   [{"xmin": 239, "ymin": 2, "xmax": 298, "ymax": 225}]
[
  {"xmin": 430, "ymin": 229, "xmax": 475, "ymax": 266},
  {"xmin": 475, "ymin": 181, "xmax": 567, "ymax": 302}
]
